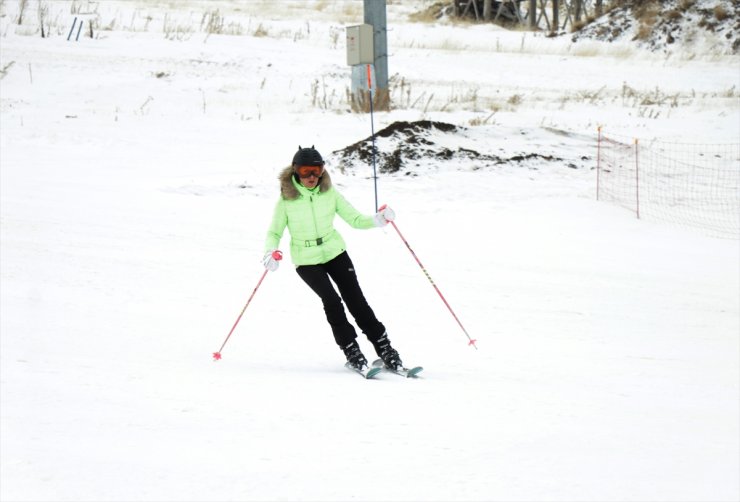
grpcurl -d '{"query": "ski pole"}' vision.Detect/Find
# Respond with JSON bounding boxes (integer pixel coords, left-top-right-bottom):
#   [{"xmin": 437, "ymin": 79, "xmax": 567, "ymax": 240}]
[
  {"xmin": 366, "ymin": 63, "xmax": 379, "ymax": 212},
  {"xmin": 212, "ymin": 250, "xmax": 283, "ymax": 361},
  {"xmin": 386, "ymin": 216, "xmax": 477, "ymax": 349}
]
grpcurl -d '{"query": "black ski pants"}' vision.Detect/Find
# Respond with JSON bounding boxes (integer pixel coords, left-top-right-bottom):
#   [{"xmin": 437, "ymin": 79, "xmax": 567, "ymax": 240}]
[{"xmin": 296, "ymin": 251, "xmax": 385, "ymax": 348}]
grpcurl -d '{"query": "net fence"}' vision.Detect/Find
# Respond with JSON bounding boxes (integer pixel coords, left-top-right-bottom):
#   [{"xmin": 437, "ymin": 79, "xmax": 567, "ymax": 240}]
[{"xmin": 596, "ymin": 130, "xmax": 740, "ymax": 239}]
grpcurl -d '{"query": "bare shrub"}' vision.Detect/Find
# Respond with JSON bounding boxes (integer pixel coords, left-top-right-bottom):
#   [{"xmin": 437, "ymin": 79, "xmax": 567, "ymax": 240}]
[
  {"xmin": 0, "ymin": 61, "xmax": 15, "ymax": 80},
  {"xmin": 329, "ymin": 26, "xmax": 341, "ymax": 48},
  {"xmin": 37, "ymin": 1, "xmax": 48, "ymax": 37},
  {"xmin": 571, "ymin": 19, "xmax": 588, "ymax": 32},
  {"xmin": 408, "ymin": 1, "xmax": 446, "ymax": 23},
  {"xmin": 578, "ymin": 86, "xmax": 606, "ymax": 104},
  {"xmin": 163, "ymin": 13, "xmax": 194, "ymax": 41},
  {"xmin": 634, "ymin": 16, "xmax": 657, "ymax": 41},
  {"xmin": 201, "ymin": 9, "xmax": 223, "ymax": 35},
  {"xmin": 17, "ymin": 0, "xmax": 28, "ymax": 24},
  {"xmin": 468, "ymin": 111, "xmax": 496, "ymax": 126},
  {"xmin": 718, "ymin": 85, "xmax": 737, "ymax": 98},
  {"xmin": 665, "ymin": 9, "xmax": 682, "ymax": 22},
  {"xmin": 713, "ymin": 5, "xmax": 729, "ymax": 21},
  {"xmin": 252, "ymin": 23, "xmax": 268, "ymax": 37},
  {"xmin": 507, "ymin": 94, "xmax": 522, "ymax": 106}
]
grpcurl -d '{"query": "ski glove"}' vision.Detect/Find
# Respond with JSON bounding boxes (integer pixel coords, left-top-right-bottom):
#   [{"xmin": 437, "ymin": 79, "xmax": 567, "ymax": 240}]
[
  {"xmin": 373, "ymin": 204, "xmax": 396, "ymax": 227},
  {"xmin": 262, "ymin": 249, "xmax": 283, "ymax": 272}
]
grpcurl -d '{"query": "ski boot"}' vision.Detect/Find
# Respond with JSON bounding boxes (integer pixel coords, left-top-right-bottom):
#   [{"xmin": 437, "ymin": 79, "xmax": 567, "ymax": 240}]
[
  {"xmin": 372, "ymin": 332, "xmax": 403, "ymax": 371},
  {"xmin": 342, "ymin": 340, "xmax": 369, "ymax": 371}
]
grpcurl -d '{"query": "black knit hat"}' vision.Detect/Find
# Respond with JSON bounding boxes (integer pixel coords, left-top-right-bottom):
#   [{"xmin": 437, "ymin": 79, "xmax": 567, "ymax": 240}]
[{"xmin": 292, "ymin": 145, "xmax": 324, "ymax": 167}]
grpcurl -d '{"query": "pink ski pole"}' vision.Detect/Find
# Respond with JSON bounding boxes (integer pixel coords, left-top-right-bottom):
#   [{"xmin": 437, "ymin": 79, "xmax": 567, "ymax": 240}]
[
  {"xmin": 386, "ymin": 214, "xmax": 477, "ymax": 349},
  {"xmin": 212, "ymin": 250, "xmax": 283, "ymax": 360}
]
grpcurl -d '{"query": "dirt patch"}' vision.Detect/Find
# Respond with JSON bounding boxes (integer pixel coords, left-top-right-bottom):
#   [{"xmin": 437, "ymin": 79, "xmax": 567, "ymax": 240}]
[
  {"xmin": 572, "ymin": 0, "xmax": 739, "ymax": 55},
  {"xmin": 332, "ymin": 120, "xmax": 563, "ymax": 174}
]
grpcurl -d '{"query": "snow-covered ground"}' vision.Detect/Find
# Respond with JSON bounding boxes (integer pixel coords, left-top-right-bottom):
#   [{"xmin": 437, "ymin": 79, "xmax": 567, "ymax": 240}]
[{"xmin": 1, "ymin": 1, "xmax": 738, "ymax": 501}]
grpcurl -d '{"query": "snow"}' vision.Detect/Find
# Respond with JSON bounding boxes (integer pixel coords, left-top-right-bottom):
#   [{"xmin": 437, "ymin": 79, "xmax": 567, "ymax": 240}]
[{"xmin": 1, "ymin": 1, "xmax": 738, "ymax": 501}]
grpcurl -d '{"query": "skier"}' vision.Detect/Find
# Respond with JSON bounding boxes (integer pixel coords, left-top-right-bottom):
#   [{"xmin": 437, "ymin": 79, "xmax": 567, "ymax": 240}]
[{"xmin": 262, "ymin": 146, "xmax": 402, "ymax": 374}]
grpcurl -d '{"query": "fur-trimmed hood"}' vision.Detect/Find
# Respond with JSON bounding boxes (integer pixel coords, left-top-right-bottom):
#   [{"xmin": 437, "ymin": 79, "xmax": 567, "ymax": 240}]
[
  {"xmin": 266, "ymin": 166, "xmax": 376, "ymax": 266},
  {"xmin": 278, "ymin": 166, "xmax": 332, "ymax": 200}
]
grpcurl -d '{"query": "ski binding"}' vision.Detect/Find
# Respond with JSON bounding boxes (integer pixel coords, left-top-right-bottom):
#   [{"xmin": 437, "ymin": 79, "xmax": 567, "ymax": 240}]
[
  {"xmin": 372, "ymin": 359, "xmax": 424, "ymax": 378},
  {"xmin": 345, "ymin": 362, "xmax": 382, "ymax": 379}
]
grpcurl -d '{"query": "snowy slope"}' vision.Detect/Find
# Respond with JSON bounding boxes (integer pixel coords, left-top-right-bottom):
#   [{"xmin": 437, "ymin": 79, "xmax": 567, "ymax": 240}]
[
  {"xmin": 1, "ymin": 1, "xmax": 738, "ymax": 501},
  {"xmin": 572, "ymin": 0, "xmax": 740, "ymax": 56}
]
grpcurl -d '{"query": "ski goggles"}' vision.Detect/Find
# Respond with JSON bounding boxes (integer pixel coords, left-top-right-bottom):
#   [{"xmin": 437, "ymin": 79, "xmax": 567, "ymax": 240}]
[{"xmin": 295, "ymin": 165, "xmax": 324, "ymax": 178}]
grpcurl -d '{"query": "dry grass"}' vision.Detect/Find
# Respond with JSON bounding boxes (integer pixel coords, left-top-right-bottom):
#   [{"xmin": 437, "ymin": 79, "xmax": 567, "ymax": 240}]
[
  {"xmin": 665, "ymin": 9, "xmax": 682, "ymax": 22},
  {"xmin": 633, "ymin": 2, "xmax": 660, "ymax": 41},
  {"xmin": 507, "ymin": 94, "xmax": 522, "ymax": 106},
  {"xmin": 201, "ymin": 10, "xmax": 223, "ymax": 35},
  {"xmin": 252, "ymin": 23, "xmax": 268, "ymax": 38},
  {"xmin": 468, "ymin": 111, "xmax": 497, "ymax": 126},
  {"xmin": 713, "ymin": 4, "xmax": 730, "ymax": 21},
  {"xmin": 408, "ymin": 1, "xmax": 446, "ymax": 23},
  {"xmin": 162, "ymin": 13, "xmax": 194, "ymax": 41},
  {"xmin": 571, "ymin": 19, "xmax": 589, "ymax": 33}
]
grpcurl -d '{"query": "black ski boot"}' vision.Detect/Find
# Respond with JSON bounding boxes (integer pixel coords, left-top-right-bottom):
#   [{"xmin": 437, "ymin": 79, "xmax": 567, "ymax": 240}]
[
  {"xmin": 342, "ymin": 340, "xmax": 368, "ymax": 371},
  {"xmin": 372, "ymin": 332, "xmax": 403, "ymax": 370}
]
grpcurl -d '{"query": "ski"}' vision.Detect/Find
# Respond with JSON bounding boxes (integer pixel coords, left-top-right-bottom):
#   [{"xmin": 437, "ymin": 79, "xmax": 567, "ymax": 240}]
[
  {"xmin": 372, "ymin": 359, "xmax": 424, "ymax": 378},
  {"xmin": 345, "ymin": 362, "xmax": 382, "ymax": 379}
]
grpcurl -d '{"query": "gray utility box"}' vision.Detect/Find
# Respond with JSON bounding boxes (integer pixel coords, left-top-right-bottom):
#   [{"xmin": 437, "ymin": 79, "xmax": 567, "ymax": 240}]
[{"xmin": 346, "ymin": 24, "xmax": 374, "ymax": 66}]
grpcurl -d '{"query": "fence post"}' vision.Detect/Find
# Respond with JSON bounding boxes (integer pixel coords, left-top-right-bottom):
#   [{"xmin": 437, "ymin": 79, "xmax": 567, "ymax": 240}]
[
  {"xmin": 596, "ymin": 126, "xmax": 602, "ymax": 201},
  {"xmin": 67, "ymin": 17, "xmax": 78, "ymax": 41},
  {"xmin": 634, "ymin": 138, "xmax": 640, "ymax": 219}
]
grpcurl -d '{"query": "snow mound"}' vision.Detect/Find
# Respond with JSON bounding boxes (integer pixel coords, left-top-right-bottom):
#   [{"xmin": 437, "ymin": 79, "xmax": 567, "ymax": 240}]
[
  {"xmin": 572, "ymin": 0, "xmax": 739, "ymax": 55},
  {"xmin": 331, "ymin": 121, "xmax": 593, "ymax": 175}
]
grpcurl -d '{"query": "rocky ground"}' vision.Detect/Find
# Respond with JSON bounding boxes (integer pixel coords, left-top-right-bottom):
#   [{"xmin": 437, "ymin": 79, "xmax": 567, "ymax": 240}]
[
  {"xmin": 571, "ymin": 0, "xmax": 739, "ymax": 55},
  {"xmin": 331, "ymin": 120, "xmax": 589, "ymax": 175},
  {"xmin": 421, "ymin": 0, "xmax": 739, "ymax": 55}
]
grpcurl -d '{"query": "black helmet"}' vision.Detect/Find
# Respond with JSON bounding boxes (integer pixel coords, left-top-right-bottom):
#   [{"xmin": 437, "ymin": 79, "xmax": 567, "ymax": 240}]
[{"xmin": 292, "ymin": 145, "xmax": 324, "ymax": 167}]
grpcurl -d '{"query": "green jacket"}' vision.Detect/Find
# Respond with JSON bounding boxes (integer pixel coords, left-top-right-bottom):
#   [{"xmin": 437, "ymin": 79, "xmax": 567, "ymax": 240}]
[{"xmin": 265, "ymin": 167, "xmax": 375, "ymax": 266}]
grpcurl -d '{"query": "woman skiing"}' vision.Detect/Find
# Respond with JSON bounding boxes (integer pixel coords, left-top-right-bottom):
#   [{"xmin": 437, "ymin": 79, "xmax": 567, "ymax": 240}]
[{"xmin": 262, "ymin": 146, "xmax": 402, "ymax": 373}]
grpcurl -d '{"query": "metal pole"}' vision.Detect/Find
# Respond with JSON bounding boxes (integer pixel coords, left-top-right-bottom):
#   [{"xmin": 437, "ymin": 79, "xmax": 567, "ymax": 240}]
[
  {"xmin": 596, "ymin": 126, "xmax": 602, "ymax": 201},
  {"xmin": 367, "ymin": 65, "xmax": 379, "ymax": 212},
  {"xmin": 483, "ymin": 0, "xmax": 493, "ymax": 20},
  {"xmin": 364, "ymin": 0, "xmax": 389, "ymax": 111},
  {"xmin": 634, "ymin": 138, "xmax": 640, "ymax": 219},
  {"xmin": 529, "ymin": 0, "xmax": 537, "ymax": 29}
]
